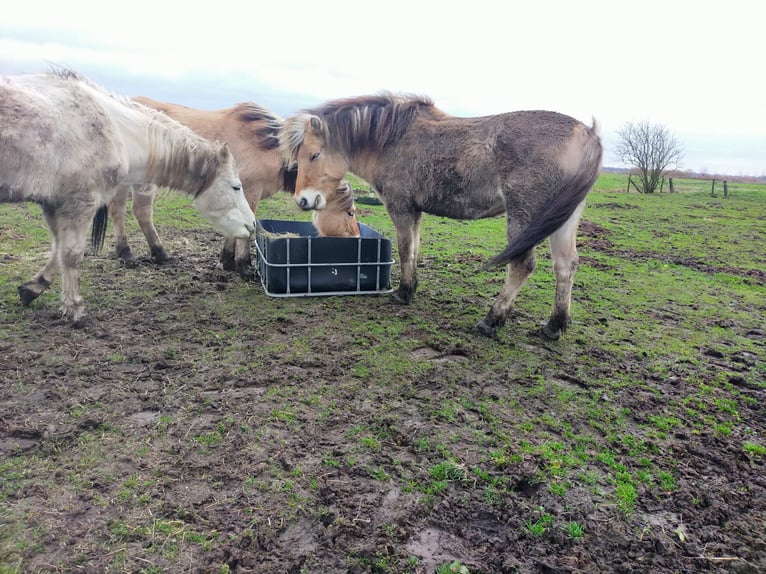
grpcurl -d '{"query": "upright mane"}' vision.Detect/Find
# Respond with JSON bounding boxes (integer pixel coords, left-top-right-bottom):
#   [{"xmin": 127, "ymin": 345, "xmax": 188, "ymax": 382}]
[
  {"xmin": 280, "ymin": 92, "xmax": 436, "ymax": 164},
  {"xmin": 229, "ymin": 103, "xmax": 284, "ymax": 151}
]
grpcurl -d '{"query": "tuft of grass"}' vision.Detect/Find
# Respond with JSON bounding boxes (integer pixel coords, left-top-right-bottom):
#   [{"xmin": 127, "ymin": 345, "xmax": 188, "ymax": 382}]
[{"xmin": 564, "ymin": 521, "xmax": 586, "ymax": 539}]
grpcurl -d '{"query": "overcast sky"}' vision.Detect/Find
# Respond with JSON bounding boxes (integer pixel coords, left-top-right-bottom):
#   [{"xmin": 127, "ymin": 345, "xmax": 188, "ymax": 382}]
[{"xmin": 2, "ymin": 0, "xmax": 764, "ymax": 176}]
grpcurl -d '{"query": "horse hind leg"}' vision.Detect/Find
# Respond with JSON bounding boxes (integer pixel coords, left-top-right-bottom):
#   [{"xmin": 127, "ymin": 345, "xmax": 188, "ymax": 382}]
[
  {"xmin": 540, "ymin": 202, "xmax": 585, "ymax": 340},
  {"xmin": 56, "ymin": 210, "xmax": 96, "ymax": 325},
  {"xmin": 476, "ymin": 248, "xmax": 536, "ymax": 338},
  {"xmin": 110, "ymin": 184, "xmax": 135, "ymax": 263},
  {"xmin": 18, "ymin": 205, "xmax": 61, "ymax": 306}
]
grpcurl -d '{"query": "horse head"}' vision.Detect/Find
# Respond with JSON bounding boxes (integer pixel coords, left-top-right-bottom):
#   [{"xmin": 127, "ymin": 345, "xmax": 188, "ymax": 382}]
[
  {"xmin": 281, "ymin": 114, "xmax": 349, "ymax": 212},
  {"xmin": 192, "ymin": 142, "xmax": 256, "ymax": 239},
  {"xmin": 312, "ymin": 180, "xmax": 360, "ymax": 237}
]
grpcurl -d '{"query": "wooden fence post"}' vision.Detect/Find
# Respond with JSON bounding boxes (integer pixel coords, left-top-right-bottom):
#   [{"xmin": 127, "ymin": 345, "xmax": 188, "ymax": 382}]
[
  {"xmin": 626, "ymin": 175, "xmax": 631, "ymax": 193},
  {"xmin": 723, "ymin": 180, "xmax": 728, "ymax": 198},
  {"xmin": 660, "ymin": 176, "xmax": 665, "ymax": 193},
  {"xmin": 711, "ymin": 179, "xmax": 716, "ymax": 196},
  {"xmin": 669, "ymin": 178, "xmax": 674, "ymax": 193}
]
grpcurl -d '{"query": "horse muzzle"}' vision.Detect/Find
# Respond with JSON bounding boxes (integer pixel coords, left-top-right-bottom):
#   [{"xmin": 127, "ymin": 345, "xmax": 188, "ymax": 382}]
[{"xmin": 296, "ymin": 190, "xmax": 326, "ymax": 211}]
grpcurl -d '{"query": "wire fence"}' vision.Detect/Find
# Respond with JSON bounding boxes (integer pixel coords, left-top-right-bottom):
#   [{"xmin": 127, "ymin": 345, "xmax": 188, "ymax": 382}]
[{"xmin": 625, "ymin": 175, "xmax": 766, "ymax": 197}]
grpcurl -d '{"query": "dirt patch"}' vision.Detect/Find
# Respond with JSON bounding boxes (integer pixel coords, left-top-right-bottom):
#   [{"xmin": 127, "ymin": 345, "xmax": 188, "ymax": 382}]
[{"xmin": 1, "ymin": 223, "xmax": 765, "ymax": 574}]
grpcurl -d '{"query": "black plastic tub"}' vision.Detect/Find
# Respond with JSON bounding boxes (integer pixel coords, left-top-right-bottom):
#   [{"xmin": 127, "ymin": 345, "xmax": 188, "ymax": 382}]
[{"xmin": 255, "ymin": 219, "xmax": 394, "ymax": 297}]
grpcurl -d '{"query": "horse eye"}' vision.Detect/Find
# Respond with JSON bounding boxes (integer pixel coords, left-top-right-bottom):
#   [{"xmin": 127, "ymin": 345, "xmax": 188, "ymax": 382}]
[
  {"xmin": 310, "ymin": 152, "xmax": 321, "ymax": 161},
  {"xmin": 233, "ymin": 184, "xmax": 242, "ymax": 192}
]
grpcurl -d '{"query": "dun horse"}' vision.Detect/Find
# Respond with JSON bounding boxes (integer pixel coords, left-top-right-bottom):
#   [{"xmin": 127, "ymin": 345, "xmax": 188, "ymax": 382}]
[
  {"xmin": 280, "ymin": 93, "xmax": 602, "ymax": 340},
  {"xmin": 0, "ymin": 69, "xmax": 256, "ymax": 323},
  {"xmin": 110, "ymin": 97, "xmax": 359, "ymax": 275}
]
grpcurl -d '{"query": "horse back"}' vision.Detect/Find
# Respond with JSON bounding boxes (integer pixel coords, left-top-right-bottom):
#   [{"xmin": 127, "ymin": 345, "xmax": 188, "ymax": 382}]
[{"xmin": 1, "ymin": 74, "xmax": 126, "ymax": 203}]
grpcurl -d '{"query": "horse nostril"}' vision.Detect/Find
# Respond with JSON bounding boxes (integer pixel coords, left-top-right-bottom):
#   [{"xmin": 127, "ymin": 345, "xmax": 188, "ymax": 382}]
[
  {"xmin": 298, "ymin": 197, "xmax": 309, "ymax": 210},
  {"xmin": 312, "ymin": 195, "xmax": 321, "ymax": 209}
]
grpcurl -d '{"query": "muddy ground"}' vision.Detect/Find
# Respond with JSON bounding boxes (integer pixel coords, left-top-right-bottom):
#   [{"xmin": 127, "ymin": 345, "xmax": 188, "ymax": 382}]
[{"xmin": 1, "ymin": 211, "xmax": 764, "ymax": 573}]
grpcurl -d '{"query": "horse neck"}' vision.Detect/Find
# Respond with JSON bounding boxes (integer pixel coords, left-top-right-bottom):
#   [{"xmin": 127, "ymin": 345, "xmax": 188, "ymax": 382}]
[
  {"xmin": 109, "ymin": 100, "xmax": 217, "ymax": 195},
  {"xmin": 346, "ymin": 153, "xmax": 380, "ymax": 189}
]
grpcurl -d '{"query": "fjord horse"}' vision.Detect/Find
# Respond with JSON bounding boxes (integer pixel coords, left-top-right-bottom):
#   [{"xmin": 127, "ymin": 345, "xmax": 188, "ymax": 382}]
[
  {"xmin": 280, "ymin": 93, "xmax": 602, "ymax": 340},
  {"xmin": 0, "ymin": 69, "xmax": 255, "ymax": 323},
  {"xmin": 110, "ymin": 97, "xmax": 359, "ymax": 275}
]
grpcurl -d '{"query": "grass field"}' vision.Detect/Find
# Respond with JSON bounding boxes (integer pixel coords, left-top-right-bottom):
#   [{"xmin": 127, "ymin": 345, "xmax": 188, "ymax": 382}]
[{"xmin": 0, "ymin": 173, "xmax": 764, "ymax": 573}]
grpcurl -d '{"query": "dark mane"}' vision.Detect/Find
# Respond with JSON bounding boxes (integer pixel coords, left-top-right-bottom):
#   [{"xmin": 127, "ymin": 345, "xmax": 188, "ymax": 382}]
[
  {"xmin": 48, "ymin": 65, "xmax": 81, "ymax": 81},
  {"xmin": 230, "ymin": 103, "xmax": 284, "ymax": 151},
  {"xmin": 305, "ymin": 92, "xmax": 436, "ymax": 153}
]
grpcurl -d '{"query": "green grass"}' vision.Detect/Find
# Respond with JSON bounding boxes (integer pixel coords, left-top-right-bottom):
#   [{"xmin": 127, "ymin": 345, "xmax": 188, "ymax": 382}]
[{"xmin": 0, "ymin": 174, "xmax": 764, "ymax": 572}]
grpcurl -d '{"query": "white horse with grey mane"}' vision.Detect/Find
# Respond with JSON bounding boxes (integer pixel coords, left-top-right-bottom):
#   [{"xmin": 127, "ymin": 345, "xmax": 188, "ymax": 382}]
[{"xmin": 0, "ymin": 68, "xmax": 256, "ymax": 324}]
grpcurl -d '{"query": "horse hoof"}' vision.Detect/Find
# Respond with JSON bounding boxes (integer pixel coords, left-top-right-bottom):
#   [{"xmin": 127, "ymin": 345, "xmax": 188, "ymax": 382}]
[
  {"xmin": 151, "ymin": 248, "xmax": 170, "ymax": 264},
  {"xmin": 238, "ymin": 267, "xmax": 257, "ymax": 282},
  {"xmin": 121, "ymin": 256, "xmax": 139, "ymax": 269},
  {"xmin": 71, "ymin": 315, "xmax": 90, "ymax": 329},
  {"xmin": 391, "ymin": 292, "xmax": 411, "ymax": 305},
  {"xmin": 116, "ymin": 248, "xmax": 136, "ymax": 263},
  {"xmin": 538, "ymin": 324, "xmax": 562, "ymax": 341},
  {"xmin": 17, "ymin": 284, "xmax": 41, "ymax": 307},
  {"xmin": 475, "ymin": 320, "xmax": 498, "ymax": 338}
]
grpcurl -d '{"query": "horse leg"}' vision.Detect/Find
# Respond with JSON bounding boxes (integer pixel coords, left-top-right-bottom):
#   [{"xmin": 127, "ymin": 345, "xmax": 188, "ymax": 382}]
[
  {"xmin": 233, "ymin": 237, "xmax": 254, "ymax": 278},
  {"xmin": 390, "ymin": 209, "xmax": 422, "ymax": 304},
  {"xmin": 540, "ymin": 202, "xmax": 584, "ymax": 340},
  {"xmin": 219, "ymin": 238, "xmax": 237, "ymax": 271},
  {"xmin": 132, "ymin": 184, "xmax": 169, "ymax": 263},
  {"xmin": 55, "ymin": 208, "xmax": 95, "ymax": 324},
  {"xmin": 476, "ymin": 249, "xmax": 536, "ymax": 338},
  {"xmin": 18, "ymin": 205, "xmax": 61, "ymax": 306},
  {"xmin": 109, "ymin": 184, "xmax": 135, "ymax": 263}
]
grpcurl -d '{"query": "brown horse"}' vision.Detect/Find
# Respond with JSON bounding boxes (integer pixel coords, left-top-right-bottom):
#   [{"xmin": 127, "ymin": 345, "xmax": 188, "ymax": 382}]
[
  {"xmin": 110, "ymin": 97, "xmax": 359, "ymax": 274},
  {"xmin": 280, "ymin": 93, "xmax": 602, "ymax": 340}
]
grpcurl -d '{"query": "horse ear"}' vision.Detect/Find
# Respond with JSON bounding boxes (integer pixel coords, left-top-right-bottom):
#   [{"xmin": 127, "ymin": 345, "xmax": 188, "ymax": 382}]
[
  {"xmin": 217, "ymin": 142, "xmax": 231, "ymax": 162},
  {"xmin": 308, "ymin": 115, "xmax": 322, "ymax": 135}
]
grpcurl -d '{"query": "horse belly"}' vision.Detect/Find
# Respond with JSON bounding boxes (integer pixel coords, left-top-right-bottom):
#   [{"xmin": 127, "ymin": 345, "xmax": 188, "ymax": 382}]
[{"xmin": 422, "ymin": 186, "xmax": 504, "ymax": 220}]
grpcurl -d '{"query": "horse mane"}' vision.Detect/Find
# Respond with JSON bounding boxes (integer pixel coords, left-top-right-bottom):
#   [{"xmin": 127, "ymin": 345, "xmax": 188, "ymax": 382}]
[
  {"xmin": 332, "ymin": 182, "xmax": 356, "ymax": 212},
  {"xmin": 281, "ymin": 91, "xmax": 436, "ymax": 163},
  {"xmin": 139, "ymin": 107, "xmax": 224, "ymax": 196},
  {"xmin": 46, "ymin": 67, "xmax": 222, "ymax": 196},
  {"xmin": 228, "ymin": 103, "xmax": 284, "ymax": 152}
]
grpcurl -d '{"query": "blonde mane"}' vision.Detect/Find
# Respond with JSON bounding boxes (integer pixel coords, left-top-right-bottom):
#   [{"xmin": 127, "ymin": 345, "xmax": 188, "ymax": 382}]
[{"xmin": 140, "ymin": 108, "xmax": 224, "ymax": 196}]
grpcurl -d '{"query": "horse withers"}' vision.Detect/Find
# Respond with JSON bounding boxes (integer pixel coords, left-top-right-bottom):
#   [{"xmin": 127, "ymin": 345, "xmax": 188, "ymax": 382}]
[
  {"xmin": 280, "ymin": 93, "xmax": 602, "ymax": 340},
  {"xmin": 109, "ymin": 98, "xmax": 359, "ymax": 276},
  {"xmin": 0, "ymin": 69, "xmax": 256, "ymax": 324}
]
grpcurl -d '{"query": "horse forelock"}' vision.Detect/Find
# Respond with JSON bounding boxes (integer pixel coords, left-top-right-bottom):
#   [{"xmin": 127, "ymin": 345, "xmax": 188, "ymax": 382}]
[
  {"xmin": 330, "ymin": 182, "xmax": 355, "ymax": 212},
  {"xmin": 279, "ymin": 115, "xmax": 309, "ymax": 165}
]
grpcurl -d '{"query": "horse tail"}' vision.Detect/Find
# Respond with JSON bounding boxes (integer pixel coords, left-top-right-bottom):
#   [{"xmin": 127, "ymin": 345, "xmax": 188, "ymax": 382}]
[
  {"xmin": 482, "ymin": 120, "xmax": 602, "ymax": 270},
  {"xmin": 91, "ymin": 205, "xmax": 108, "ymax": 253}
]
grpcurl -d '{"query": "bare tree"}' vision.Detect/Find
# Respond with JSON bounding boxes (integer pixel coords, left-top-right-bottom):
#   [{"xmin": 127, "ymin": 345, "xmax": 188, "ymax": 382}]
[{"xmin": 615, "ymin": 121, "xmax": 684, "ymax": 193}]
